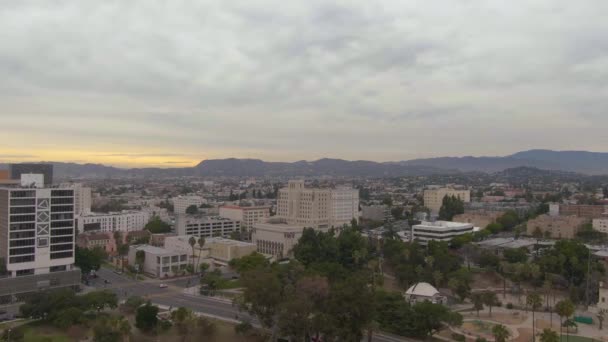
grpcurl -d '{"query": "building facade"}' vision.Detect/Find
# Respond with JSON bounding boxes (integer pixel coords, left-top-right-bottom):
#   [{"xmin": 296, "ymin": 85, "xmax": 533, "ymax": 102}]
[
  {"xmin": 77, "ymin": 210, "xmax": 151, "ymax": 233},
  {"xmin": 593, "ymin": 218, "xmax": 608, "ymax": 234},
  {"xmin": 361, "ymin": 205, "xmax": 390, "ymax": 222},
  {"xmin": 411, "ymin": 221, "xmax": 474, "ymax": 244},
  {"xmin": 173, "ymin": 195, "xmax": 205, "ymax": 214},
  {"xmin": 251, "ymin": 220, "xmax": 306, "ymax": 259},
  {"xmin": 128, "ymin": 245, "xmax": 189, "ymax": 278},
  {"xmin": 9, "ymin": 164, "xmax": 54, "ymax": 186},
  {"xmin": 76, "ymin": 232, "xmax": 116, "ymax": 256},
  {"xmin": 219, "ymin": 205, "xmax": 271, "ymax": 230},
  {"xmin": 453, "ymin": 211, "xmax": 504, "ymax": 229},
  {"xmin": 0, "ymin": 184, "xmax": 80, "ymax": 302},
  {"xmin": 423, "ymin": 187, "xmax": 471, "ymax": 215},
  {"xmin": 175, "ymin": 215, "xmax": 240, "ymax": 238},
  {"xmin": 559, "ymin": 204, "xmax": 607, "ymax": 219},
  {"xmin": 526, "ymin": 215, "xmax": 588, "ymax": 239},
  {"xmin": 276, "ymin": 180, "xmax": 359, "ymax": 229}
]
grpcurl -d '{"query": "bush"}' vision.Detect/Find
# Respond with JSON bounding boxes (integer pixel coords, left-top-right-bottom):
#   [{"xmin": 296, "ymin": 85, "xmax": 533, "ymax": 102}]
[
  {"xmin": 506, "ymin": 303, "xmax": 514, "ymax": 309},
  {"xmin": 235, "ymin": 321, "xmax": 254, "ymax": 335},
  {"xmin": 452, "ymin": 333, "xmax": 466, "ymax": 342}
]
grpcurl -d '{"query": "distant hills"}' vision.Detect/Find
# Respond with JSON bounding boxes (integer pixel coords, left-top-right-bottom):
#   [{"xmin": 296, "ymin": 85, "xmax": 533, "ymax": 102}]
[{"xmin": 2, "ymin": 149, "xmax": 608, "ymax": 178}]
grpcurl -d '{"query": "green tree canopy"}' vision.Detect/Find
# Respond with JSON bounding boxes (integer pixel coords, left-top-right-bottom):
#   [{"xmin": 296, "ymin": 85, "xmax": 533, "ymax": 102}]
[{"xmin": 438, "ymin": 195, "xmax": 464, "ymax": 221}]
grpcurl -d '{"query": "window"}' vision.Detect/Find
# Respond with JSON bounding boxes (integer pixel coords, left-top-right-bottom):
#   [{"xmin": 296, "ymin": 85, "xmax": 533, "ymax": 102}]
[
  {"xmin": 163, "ymin": 257, "xmax": 170, "ymax": 264},
  {"xmin": 171, "ymin": 255, "xmax": 178, "ymax": 263},
  {"xmin": 51, "ymin": 251, "xmax": 73, "ymax": 259},
  {"xmin": 50, "ymin": 244, "xmax": 72, "ymax": 252},
  {"xmin": 16, "ymin": 269, "xmax": 34, "ymax": 277},
  {"xmin": 50, "ymin": 265, "xmax": 67, "ymax": 273},
  {"xmin": 10, "ymin": 247, "xmax": 35, "ymax": 255},
  {"xmin": 10, "ymin": 255, "xmax": 34, "ymax": 263},
  {"xmin": 180, "ymin": 255, "xmax": 187, "ymax": 262}
]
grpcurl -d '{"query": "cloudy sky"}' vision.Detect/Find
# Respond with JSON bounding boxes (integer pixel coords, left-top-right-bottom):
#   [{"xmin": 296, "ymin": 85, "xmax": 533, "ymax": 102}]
[{"xmin": 1, "ymin": 1, "xmax": 607, "ymax": 167}]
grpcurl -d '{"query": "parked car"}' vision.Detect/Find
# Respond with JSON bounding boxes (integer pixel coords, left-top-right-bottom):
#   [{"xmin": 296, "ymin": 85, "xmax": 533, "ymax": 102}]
[{"xmin": 159, "ymin": 284, "xmax": 168, "ymax": 288}]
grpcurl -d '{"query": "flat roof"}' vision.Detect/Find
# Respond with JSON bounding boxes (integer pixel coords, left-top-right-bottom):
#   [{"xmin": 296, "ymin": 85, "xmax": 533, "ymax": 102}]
[
  {"xmin": 414, "ymin": 221, "xmax": 473, "ymax": 229},
  {"xmin": 134, "ymin": 244, "xmax": 179, "ymax": 256},
  {"xmin": 221, "ymin": 205, "xmax": 271, "ymax": 210}
]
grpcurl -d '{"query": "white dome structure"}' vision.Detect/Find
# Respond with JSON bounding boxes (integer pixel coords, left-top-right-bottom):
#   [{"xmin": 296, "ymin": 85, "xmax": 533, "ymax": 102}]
[{"xmin": 404, "ymin": 282, "xmax": 446, "ymax": 305}]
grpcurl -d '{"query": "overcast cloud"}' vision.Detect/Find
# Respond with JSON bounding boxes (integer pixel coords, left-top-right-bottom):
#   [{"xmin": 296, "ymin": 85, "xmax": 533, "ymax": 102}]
[{"xmin": 1, "ymin": 0, "xmax": 607, "ymax": 167}]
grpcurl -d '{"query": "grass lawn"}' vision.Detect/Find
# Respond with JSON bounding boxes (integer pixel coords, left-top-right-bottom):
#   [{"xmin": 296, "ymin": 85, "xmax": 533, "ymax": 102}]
[
  {"xmin": 560, "ymin": 336, "xmax": 597, "ymax": 342},
  {"xmin": 218, "ymin": 279, "xmax": 242, "ymax": 290}
]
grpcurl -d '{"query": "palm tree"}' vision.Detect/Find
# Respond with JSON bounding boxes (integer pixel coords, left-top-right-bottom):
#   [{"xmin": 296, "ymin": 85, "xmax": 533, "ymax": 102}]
[
  {"xmin": 188, "ymin": 236, "xmax": 197, "ymax": 266},
  {"xmin": 539, "ymin": 328, "xmax": 559, "ymax": 342},
  {"xmin": 597, "ymin": 308, "xmax": 607, "ymax": 330},
  {"xmin": 483, "ymin": 291, "xmax": 499, "ymax": 317},
  {"xmin": 492, "ymin": 324, "xmax": 511, "ymax": 342},
  {"xmin": 527, "ymin": 292, "xmax": 542, "ymax": 341},
  {"xmin": 196, "ymin": 236, "xmax": 206, "ymax": 272},
  {"xmin": 555, "ymin": 299, "xmax": 574, "ymax": 341},
  {"xmin": 432, "ymin": 270, "xmax": 443, "ymax": 287},
  {"xmin": 135, "ymin": 250, "xmax": 145, "ymax": 278}
]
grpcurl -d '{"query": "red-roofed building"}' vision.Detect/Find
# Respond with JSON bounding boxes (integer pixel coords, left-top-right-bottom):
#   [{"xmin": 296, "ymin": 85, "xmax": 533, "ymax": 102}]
[{"xmin": 77, "ymin": 232, "xmax": 117, "ymax": 256}]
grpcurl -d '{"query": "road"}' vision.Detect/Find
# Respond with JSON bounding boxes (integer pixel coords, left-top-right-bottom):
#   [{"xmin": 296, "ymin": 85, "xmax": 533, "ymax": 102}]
[{"xmin": 91, "ymin": 268, "xmax": 413, "ymax": 342}]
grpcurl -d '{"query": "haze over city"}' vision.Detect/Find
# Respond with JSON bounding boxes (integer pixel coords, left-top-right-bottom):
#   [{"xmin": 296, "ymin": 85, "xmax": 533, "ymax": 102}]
[{"xmin": 2, "ymin": 1, "xmax": 608, "ymax": 167}]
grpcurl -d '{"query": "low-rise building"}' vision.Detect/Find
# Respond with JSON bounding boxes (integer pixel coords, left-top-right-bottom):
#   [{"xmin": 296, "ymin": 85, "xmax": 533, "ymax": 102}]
[
  {"xmin": 411, "ymin": 221, "xmax": 474, "ymax": 244},
  {"xmin": 453, "ymin": 211, "xmax": 504, "ymax": 229},
  {"xmin": 404, "ymin": 282, "xmax": 446, "ymax": 305},
  {"xmin": 76, "ymin": 232, "xmax": 116, "ymax": 256},
  {"xmin": 175, "ymin": 215, "xmax": 241, "ymax": 239},
  {"xmin": 206, "ymin": 237, "xmax": 257, "ymax": 263},
  {"xmin": 128, "ymin": 245, "xmax": 189, "ymax": 278},
  {"xmin": 597, "ymin": 281, "xmax": 608, "ymax": 311},
  {"xmin": 251, "ymin": 220, "xmax": 308, "ymax": 259},
  {"xmin": 559, "ymin": 204, "xmax": 607, "ymax": 219},
  {"xmin": 593, "ymin": 218, "xmax": 608, "ymax": 234},
  {"xmin": 77, "ymin": 210, "xmax": 151, "ymax": 233},
  {"xmin": 361, "ymin": 205, "xmax": 390, "ymax": 222},
  {"xmin": 526, "ymin": 215, "xmax": 588, "ymax": 239},
  {"xmin": 150, "ymin": 233, "xmax": 177, "ymax": 247},
  {"xmin": 423, "ymin": 187, "xmax": 470, "ymax": 215},
  {"xmin": 219, "ymin": 205, "xmax": 271, "ymax": 231},
  {"xmin": 173, "ymin": 195, "xmax": 205, "ymax": 214}
]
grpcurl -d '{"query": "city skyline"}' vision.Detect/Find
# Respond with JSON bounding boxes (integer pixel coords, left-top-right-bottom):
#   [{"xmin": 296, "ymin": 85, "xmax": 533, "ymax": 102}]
[{"xmin": 2, "ymin": 1, "xmax": 608, "ymax": 167}]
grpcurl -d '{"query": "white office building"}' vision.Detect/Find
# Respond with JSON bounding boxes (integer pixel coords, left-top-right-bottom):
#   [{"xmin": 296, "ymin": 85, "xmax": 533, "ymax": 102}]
[
  {"xmin": 173, "ymin": 195, "xmax": 206, "ymax": 214},
  {"xmin": 277, "ymin": 180, "xmax": 359, "ymax": 229},
  {"xmin": 77, "ymin": 210, "xmax": 151, "ymax": 233},
  {"xmin": 0, "ymin": 180, "xmax": 81, "ymax": 300},
  {"xmin": 175, "ymin": 215, "xmax": 240, "ymax": 238},
  {"xmin": 128, "ymin": 245, "xmax": 189, "ymax": 278},
  {"xmin": 411, "ymin": 221, "xmax": 474, "ymax": 244}
]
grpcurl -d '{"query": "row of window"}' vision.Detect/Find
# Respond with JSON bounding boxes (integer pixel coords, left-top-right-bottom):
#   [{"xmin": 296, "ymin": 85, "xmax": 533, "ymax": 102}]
[
  {"xmin": 51, "ymin": 251, "xmax": 73, "ymax": 259},
  {"xmin": 10, "ymin": 239, "xmax": 35, "ymax": 248}
]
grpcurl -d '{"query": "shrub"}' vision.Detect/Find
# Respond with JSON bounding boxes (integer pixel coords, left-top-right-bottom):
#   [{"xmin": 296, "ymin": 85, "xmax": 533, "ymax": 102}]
[
  {"xmin": 452, "ymin": 333, "xmax": 466, "ymax": 342},
  {"xmin": 506, "ymin": 303, "xmax": 514, "ymax": 309}
]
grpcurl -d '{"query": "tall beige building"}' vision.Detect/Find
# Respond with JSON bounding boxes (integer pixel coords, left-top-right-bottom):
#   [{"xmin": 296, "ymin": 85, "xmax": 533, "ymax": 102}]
[
  {"xmin": 277, "ymin": 180, "xmax": 359, "ymax": 229},
  {"xmin": 423, "ymin": 187, "xmax": 471, "ymax": 215}
]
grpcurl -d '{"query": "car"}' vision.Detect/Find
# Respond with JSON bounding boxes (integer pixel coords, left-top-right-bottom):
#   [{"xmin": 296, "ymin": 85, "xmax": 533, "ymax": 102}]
[
  {"xmin": 159, "ymin": 283, "xmax": 168, "ymax": 288},
  {"xmin": 114, "ymin": 270, "xmax": 123, "ymax": 275}
]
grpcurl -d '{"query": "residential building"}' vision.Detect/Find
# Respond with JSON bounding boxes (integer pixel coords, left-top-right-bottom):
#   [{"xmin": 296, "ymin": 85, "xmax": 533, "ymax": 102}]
[
  {"xmin": 173, "ymin": 195, "xmax": 205, "ymax": 214},
  {"xmin": 277, "ymin": 180, "xmax": 359, "ymax": 229},
  {"xmin": 60, "ymin": 183, "xmax": 91, "ymax": 217},
  {"xmin": 76, "ymin": 232, "xmax": 116, "ymax": 256},
  {"xmin": 9, "ymin": 163, "xmax": 54, "ymax": 185},
  {"xmin": 219, "ymin": 205, "xmax": 271, "ymax": 231},
  {"xmin": 559, "ymin": 204, "xmax": 607, "ymax": 219},
  {"xmin": 453, "ymin": 211, "xmax": 504, "ymax": 229},
  {"xmin": 361, "ymin": 205, "xmax": 390, "ymax": 222},
  {"xmin": 0, "ymin": 182, "xmax": 80, "ymax": 299},
  {"xmin": 423, "ymin": 187, "xmax": 470, "ymax": 214},
  {"xmin": 411, "ymin": 221, "xmax": 474, "ymax": 244},
  {"xmin": 175, "ymin": 215, "xmax": 240, "ymax": 238},
  {"xmin": 150, "ymin": 233, "xmax": 176, "ymax": 247},
  {"xmin": 251, "ymin": 219, "xmax": 311, "ymax": 259},
  {"xmin": 128, "ymin": 245, "xmax": 189, "ymax": 278},
  {"xmin": 593, "ymin": 218, "xmax": 608, "ymax": 234},
  {"xmin": 77, "ymin": 210, "xmax": 151, "ymax": 233},
  {"xmin": 526, "ymin": 215, "xmax": 588, "ymax": 239}
]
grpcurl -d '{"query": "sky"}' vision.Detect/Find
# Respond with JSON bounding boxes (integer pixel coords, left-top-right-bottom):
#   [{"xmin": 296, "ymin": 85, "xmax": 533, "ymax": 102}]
[{"xmin": 1, "ymin": 1, "xmax": 608, "ymax": 168}]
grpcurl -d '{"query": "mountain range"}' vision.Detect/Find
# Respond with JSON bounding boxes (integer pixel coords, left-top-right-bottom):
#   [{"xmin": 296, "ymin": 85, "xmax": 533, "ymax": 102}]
[{"xmin": 2, "ymin": 149, "xmax": 608, "ymax": 178}]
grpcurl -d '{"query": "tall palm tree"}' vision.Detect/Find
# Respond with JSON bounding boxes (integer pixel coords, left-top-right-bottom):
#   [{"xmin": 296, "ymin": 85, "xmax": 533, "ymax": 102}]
[
  {"xmin": 555, "ymin": 299, "xmax": 574, "ymax": 341},
  {"xmin": 196, "ymin": 236, "xmax": 206, "ymax": 273},
  {"xmin": 472, "ymin": 293, "xmax": 484, "ymax": 317},
  {"xmin": 188, "ymin": 236, "xmax": 197, "ymax": 266},
  {"xmin": 492, "ymin": 324, "xmax": 511, "ymax": 342},
  {"xmin": 527, "ymin": 292, "xmax": 542, "ymax": 341},
  {"xmin": 539, "ymin": 328, "xmax": 559, "ymax": 342}
]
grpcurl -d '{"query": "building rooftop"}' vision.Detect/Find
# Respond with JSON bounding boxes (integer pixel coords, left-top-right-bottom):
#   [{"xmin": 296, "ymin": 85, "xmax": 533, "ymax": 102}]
[
  {"xmin": 133, "ymin": 245, "xmax": 176, "ymax": 255},
  {"xmin": 414, "ymin": 221, "xmax": 473, "ymax": 228},
  {"xmin": 406, "ymin": 282, "xmax": 440, "ymax": 297},
  {"xmin": 221, "ymin": 205, "xmax": 272, "ymax": 210},
  {"xmin": 205, "ymin": 237, "xmax": 256, "ymax": 247}
]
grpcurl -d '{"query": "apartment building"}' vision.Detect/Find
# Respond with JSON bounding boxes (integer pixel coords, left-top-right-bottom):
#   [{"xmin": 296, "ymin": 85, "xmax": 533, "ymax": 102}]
[
  {"xmin": 411, "ymin": 221, "xmax": 474, "ymax": 244},
  {"xmin": 77, "ymin": 210, "xmax": 151, "ymax": 233},
  {"xmin": 277, "ymin": 180, "xmax": 359, "ymax": 229},
  {"xmin": 219, "ymin": 205, "xmax": 271, "ymax": 230},
  {"xmin": 526, "ymin": 214, "xmax": 588, "ymax": 239},
  {"xmin": 175, "ymin": 215, "xmax": 240, "ymax": 238},
  {"xmin": 593, "ymin": 218, "xmax": 608, "ymax": 234},
  {"xmin": 559, "ymin": 204, "xmax": 607, "ymax": 219},
  {"xmin": 423, "ymin": 187, "xmax": 471, "ymax": 215},
  {"xmin": 173, "ymin": 195, "xmax": 205, "ymax": 214},
  {"xmin": 0, "ymin": 183, "xmax": 80, "ymax": 299},
  {"xmin": 76, "ymin": 232, "xmax": 116, "ymax": 256}
]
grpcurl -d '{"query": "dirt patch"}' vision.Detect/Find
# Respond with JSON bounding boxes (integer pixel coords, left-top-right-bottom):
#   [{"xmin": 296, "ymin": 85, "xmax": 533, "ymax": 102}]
[
  {"xmin": 472, "ymin": 271, "xmax": 505, "ymax": 289},
  {"xmin": 462, "ymin": 312, "xmax": 528, "ymax": 325},
  {"xmin": 382, "ymin": 274, "xmax": 403, "ymax": 292},
  {"xmin": 513, "ymin": 328, "xmax": 533, "ymax": 342},
  {"xmin": 536, "ymin": 318, "xmax": 560, "ymax": 330}
]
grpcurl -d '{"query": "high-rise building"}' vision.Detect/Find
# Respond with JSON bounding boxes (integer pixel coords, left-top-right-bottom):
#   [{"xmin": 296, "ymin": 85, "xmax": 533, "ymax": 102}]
[
  {"xmin": 9, "ymin": 164, "xmax": 54, "ymax": 186},
  {"xmin": 0, "ymin": 181, "xmax": 80, "ymax": 300},
  {"xmin": 61, "ymin": 183, "xmax": 91, "ymax": 216},
  {"xmin": 423, "ymin": 187, "xmax": 471, "ymax": 215},
  {"xmin": 276, "ymin": 180, "xmax": 359, "ymax": 229}
]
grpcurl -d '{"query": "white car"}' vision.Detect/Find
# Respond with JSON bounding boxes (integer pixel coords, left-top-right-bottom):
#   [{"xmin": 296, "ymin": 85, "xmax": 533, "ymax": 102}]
[{"xmin": 159, "ymin": 283, "xmax": 168, "ymax": 288}]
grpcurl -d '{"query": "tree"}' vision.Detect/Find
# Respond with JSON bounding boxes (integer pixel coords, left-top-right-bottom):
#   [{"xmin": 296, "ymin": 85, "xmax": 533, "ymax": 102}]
[
  {"xmin": 438, "ymin": 195, "xmax": 464, "ymax": 221},
  {"xmin": 555, "ymin": 299, "xmax": 574, "ymax": 339},
  {"xmin": 171, "ymin": 307, "xmax": 196, "ymax": 341},
  {"xmin": 238, "ymin": 267, "xmax": 284, "ymax": 333},
  {"xmin": 185, "ymin": 205, "xmax": 199, "ymax": 215},
  {"xmin": 503, "ymin": 248, "xmax": 528, "ymax": 264},
  {"xmin": 75, "ymin": 246, "xmax": 106, "ymax": 275},
  {"xmin": 145, "ymin": 216, "xmax": 171, "ymax": 234},
  {"xmin": 229, "ymin": 252, "xmax": 269, "ymax": 274},
  {"xmin": 135, "ymin": 302, "xmax": 159, "ymax": 332},
  {"xmin": 188, "ymin": 236, "xmax": 197, "ymax": 266},
  {"xmin": 527, "ymin": 292, "xmax": 542, "ymax": 341},
  {"xmin": 122, "ymin": 296, "xmax": 145, "ymax": 313},
  {"xmin": 114, "ymin": 232, "xmax": 129, "ymax": 272},
  {"xmin": 94, "ymin": 316, "xmax": 131, "ymax": 342},
  {"xmin": 598, "ymin": 308, "xmax": 607, "ymax": 330},
  {"xmin": 492, "ymin": 324, "xmax": 511, "ymax": 342},
  {"xmin": 197, "ymin": 236, "xmax": 206, "ymax": 272},
  {"xmin": 472, "ymin": 293, "xmax": 484, "ymax": 317},
  {"xmin": 83, "ymin": 290, "xmax": 118, "ymax": 312},
  {"xmin": 482, "ymin": 292, "xmax": 499, "ymax": 317},
  {"xmin": 539, "ymin": 328, "xmax": 559, "ymax": 342}
]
